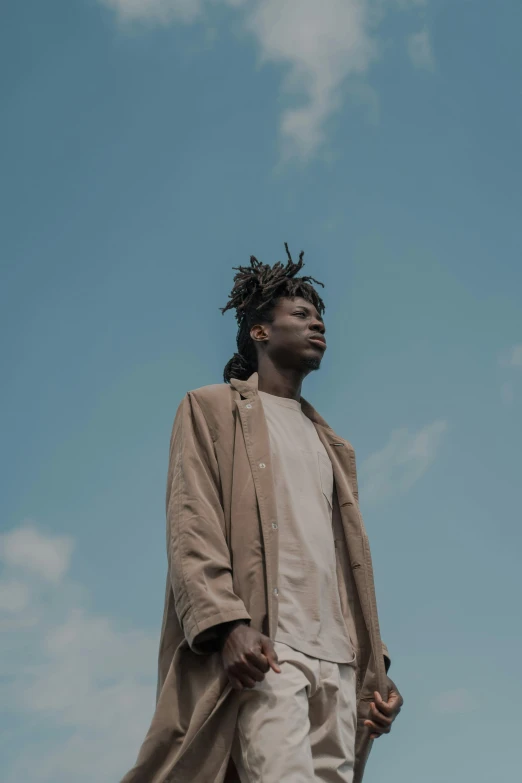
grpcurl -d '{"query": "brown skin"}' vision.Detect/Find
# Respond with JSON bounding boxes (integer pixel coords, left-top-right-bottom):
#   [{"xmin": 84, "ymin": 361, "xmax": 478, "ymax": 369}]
[
  {"xmin": 221, "ymin": 296, "xmax": 402, "ymax": 738},
  {"xmin": 365, "ymin": 687, "xmax": 403, "ymax": 739},
  {"xmin": 221, "ymin": 620, "xmax": 281, "ymax": 689}
]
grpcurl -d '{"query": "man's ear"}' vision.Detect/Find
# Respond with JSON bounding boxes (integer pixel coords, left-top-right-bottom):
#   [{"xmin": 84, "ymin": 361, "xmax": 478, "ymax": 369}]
[{"xmin": 250, "ymin": 324, "xmax": 269, "ymax": 343}]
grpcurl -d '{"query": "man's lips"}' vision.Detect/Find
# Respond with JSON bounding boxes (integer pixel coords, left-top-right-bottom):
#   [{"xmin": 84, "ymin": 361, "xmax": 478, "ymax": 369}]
[{"xmin": 308, "ymin": 335, "xmax": 326, "ymax": 349}]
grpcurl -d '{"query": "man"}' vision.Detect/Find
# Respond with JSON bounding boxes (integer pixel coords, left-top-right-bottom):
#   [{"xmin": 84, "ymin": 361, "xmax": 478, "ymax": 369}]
[{"xmin": 122, "ymin": 245, "xmax": 403, "ymax": 783}]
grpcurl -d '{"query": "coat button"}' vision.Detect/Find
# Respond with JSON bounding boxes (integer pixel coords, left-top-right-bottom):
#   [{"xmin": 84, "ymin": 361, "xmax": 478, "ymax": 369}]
[
  {"xmin": 259, "ymin": 462, "xmax": 266, "ymax": 469},
  {"xmin": 246, "ymin": 404, "xmax": 252, "ymax": 409},
  {"xmin": 272, "ymin": 522, "xmax": 278, "ymax": 529},
  {"xmin": 273, "ymin": 587, "xmax": 279, "ymax": 596}
]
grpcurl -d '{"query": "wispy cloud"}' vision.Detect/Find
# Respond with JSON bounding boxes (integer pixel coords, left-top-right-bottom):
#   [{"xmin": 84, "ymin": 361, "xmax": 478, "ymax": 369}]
[
  {"xmin": 504, "ymin": 344, "xmax": 522, "ymax": 368},
  {"xmin": 408, "ymin": 28, "xmax": 435, "ymax": 70},
  {"xmin": 431, "ymin": 688, "xmax": 477, "ymax": 714},
  {"xmin": 1, "ymin": 524, "xmax": 156, "ymax": 783},
  {"xmin": 360, "ymin": 419, "xmax": 447, "ymax": 503},
  {"xmin": 99, "ymin": 0, "xmax": 431, "ymax": 161},
  {"xmin": 0, "ymin": 524, "xmax": 73, "ymax": 583},
  {"xmin": 0, "ymin": 580, "xmax": 30, "ymax": 613},
  {"xmin": 244, "ymin": 0, "xmax": 376, "ymax": 161},
  {"xmin": 99, "ymin": 0, "xmax": 204, "ymax": 24}
]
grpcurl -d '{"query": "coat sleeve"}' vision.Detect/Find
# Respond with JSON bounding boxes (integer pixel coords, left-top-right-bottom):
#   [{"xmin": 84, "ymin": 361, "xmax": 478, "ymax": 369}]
[
  {"xmin": 166, "ymin": 392, "xmax": 251, "ymax": 654},
  {"xmin": 382, "ymin": 641, "xmax": 391, "ymax": 672}
]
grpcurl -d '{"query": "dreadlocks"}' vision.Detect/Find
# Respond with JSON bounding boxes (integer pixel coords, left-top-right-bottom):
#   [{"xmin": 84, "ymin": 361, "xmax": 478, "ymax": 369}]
[{"xmin": 220, "ymin": 242, "xmax": 325, "ymax": 383}]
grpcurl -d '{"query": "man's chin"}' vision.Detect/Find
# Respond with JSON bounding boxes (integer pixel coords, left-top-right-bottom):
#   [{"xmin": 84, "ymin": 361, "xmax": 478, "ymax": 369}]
[{"xmin": 302, "ymin": 356, "xmax": 322, "ymax": 372}]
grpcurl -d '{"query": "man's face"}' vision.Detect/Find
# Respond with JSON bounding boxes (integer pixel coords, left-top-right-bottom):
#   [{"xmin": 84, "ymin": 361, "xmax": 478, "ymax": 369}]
[{"xmin": 251, "ymin": 296, "xmax": 327, "ymax": 372}]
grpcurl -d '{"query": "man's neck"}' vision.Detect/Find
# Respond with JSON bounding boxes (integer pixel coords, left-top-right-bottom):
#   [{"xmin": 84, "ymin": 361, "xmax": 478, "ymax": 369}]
[{"xmin": 257, "ymin": 366, "xmax": 304, "ymax": 401}]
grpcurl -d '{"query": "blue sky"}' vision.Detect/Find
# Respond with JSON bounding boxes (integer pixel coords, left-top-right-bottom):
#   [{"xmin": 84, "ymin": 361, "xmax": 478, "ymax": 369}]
[{"xmin": 1, "ymin": 0, "xmax": 521, "ymax": 780}]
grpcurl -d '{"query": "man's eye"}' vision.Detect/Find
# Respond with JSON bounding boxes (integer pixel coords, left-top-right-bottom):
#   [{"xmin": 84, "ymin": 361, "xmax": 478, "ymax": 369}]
[{"xmin": 294, "ymin": 311, "xmax": 306, "ymax": 317}]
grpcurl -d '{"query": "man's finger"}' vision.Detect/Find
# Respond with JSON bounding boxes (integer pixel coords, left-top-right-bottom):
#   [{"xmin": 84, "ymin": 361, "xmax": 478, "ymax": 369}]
[
  {"xmin": 229, "ymin": 676, "xmax": 244, "ymax": 691},
  {"xmin": 229, "ymin": 659, "xmax": 263, "ymax": 684},
  {"xmin": 244, "ymin": 649, "xmax": 270, "ymax": 674},
  {"xmin": 238, "ymin": 672, "xmax": 257, "ymax": 689},
  {"xmin": 364, "ymin": 719, "xmax": 390, "ymax": 736},
  {"xmin": 364, "ymin": 720, "xmax": 382, "ymax": 736},
  {"xmin": 237, "ymin": 658, "xmax": 265, "ymax": 682},
  {"xmin": 373, "ymin": 692, "xmax": 395, "ymax": 715},
  {"xmin": 261, "ymin": 637, "xmax": 281, "ymax": 673},
  {"xmin": 370, "ymin": 702, "xmax": 392, "ymax": 727}
]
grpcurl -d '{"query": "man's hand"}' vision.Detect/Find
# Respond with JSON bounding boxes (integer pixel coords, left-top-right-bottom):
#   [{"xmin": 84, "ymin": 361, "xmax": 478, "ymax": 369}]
[
  {"xmin": 221, "ymin": 622, "xmax": 281, "ymax": 690},
  {"xmin": 364, "ymin": 683, "xmax": 403, "ymax": 739}
]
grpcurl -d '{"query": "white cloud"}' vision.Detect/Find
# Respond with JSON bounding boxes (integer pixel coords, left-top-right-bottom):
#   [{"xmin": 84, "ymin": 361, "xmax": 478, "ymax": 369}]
[
  {"xmin": 431, "ymin": 688, "xmax": 477, "ymax": 714},
  {"xmin": 0, "ymin": 525, "xmax": 157, "ymax": 783},
  {"xmin": 0, "ymin": 580, "xmax": 30, "ymax": 613},
  {"xmin": 0, "ymin": 524, "xmax": 73, "ymax": 583},
  {"xmin": 99, "ymin": 0, "xmax": 204, "ymax": 24},
  {"xmin": 244, "ymin": 0, "xmax": 376, "ymax": 161},
  {"xmin": 99, "ymin": 0, "xmax": 432, "ymax": 161},
  {"xmin": 408, "ymin": 28, "xmax": 435, "ymax": 70},
  {"xmin": 507, "ymin": 344, "xmax": 522, "ymax": 367},
  {"xmin": 360, "ymin": 419, "xmax": 447, "ymax": 503}
]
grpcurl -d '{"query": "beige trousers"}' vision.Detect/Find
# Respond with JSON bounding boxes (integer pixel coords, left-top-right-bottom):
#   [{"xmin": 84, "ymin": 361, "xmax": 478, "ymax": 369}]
[{"xmin": 231, "ymin": 641, "xmax": 357, "ymax": 783}]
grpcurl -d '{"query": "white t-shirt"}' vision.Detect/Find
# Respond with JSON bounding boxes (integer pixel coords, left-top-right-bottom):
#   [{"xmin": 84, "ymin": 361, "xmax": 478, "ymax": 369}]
[{"xmin": 259, "ymin": 390, "xmax": 355, "ymax": 664}]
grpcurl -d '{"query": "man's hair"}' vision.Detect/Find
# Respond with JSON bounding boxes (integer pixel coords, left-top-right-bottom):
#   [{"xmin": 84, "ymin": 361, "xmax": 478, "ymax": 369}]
[{"xmin": 220, "ymin": 242, "xmax": 325, "ymax": 383}]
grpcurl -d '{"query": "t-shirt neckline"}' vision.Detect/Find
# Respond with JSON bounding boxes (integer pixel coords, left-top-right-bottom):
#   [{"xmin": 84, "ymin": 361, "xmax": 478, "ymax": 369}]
[{"xmin": 258, "ymin": 389, "xmax": 302, "ymax": 411}]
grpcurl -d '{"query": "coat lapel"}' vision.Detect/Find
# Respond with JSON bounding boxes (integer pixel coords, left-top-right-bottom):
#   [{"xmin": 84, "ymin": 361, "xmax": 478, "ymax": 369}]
[
  {"xmin": 230, "ymin": 373, "xmax": 280, "ymax": 639},
  {"xmin": 302, "ymin": 398, "xmax": 388, "ymax": 699}
]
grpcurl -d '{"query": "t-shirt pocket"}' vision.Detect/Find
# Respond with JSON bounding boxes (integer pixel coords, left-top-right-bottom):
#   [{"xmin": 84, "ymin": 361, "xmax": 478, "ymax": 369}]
[{"xmin": 317, "ymin": 451, "xmax": 333, "ymax": 509}]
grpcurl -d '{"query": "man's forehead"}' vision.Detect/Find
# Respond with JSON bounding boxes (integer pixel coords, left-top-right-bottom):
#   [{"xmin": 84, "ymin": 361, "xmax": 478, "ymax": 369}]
[{"xmin": 277, "ymin": 296, "xmax": 322, "ymax": 318}]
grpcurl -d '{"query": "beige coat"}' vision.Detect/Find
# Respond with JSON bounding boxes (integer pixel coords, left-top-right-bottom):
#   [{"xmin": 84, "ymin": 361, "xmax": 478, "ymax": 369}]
[{"xmin": 121, "ymin": 373, "xmax": 394, "ymax": 783}]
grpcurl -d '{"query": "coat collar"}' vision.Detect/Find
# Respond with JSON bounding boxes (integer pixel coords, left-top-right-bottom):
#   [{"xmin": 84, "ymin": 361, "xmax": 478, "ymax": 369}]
[
  {"xmin": 229, "ymin": 373, "xmax": 336, "ymax": 434},
  {"xmin": 229, "ymin": 372, "xmax": 259, "ymax": 399}
]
